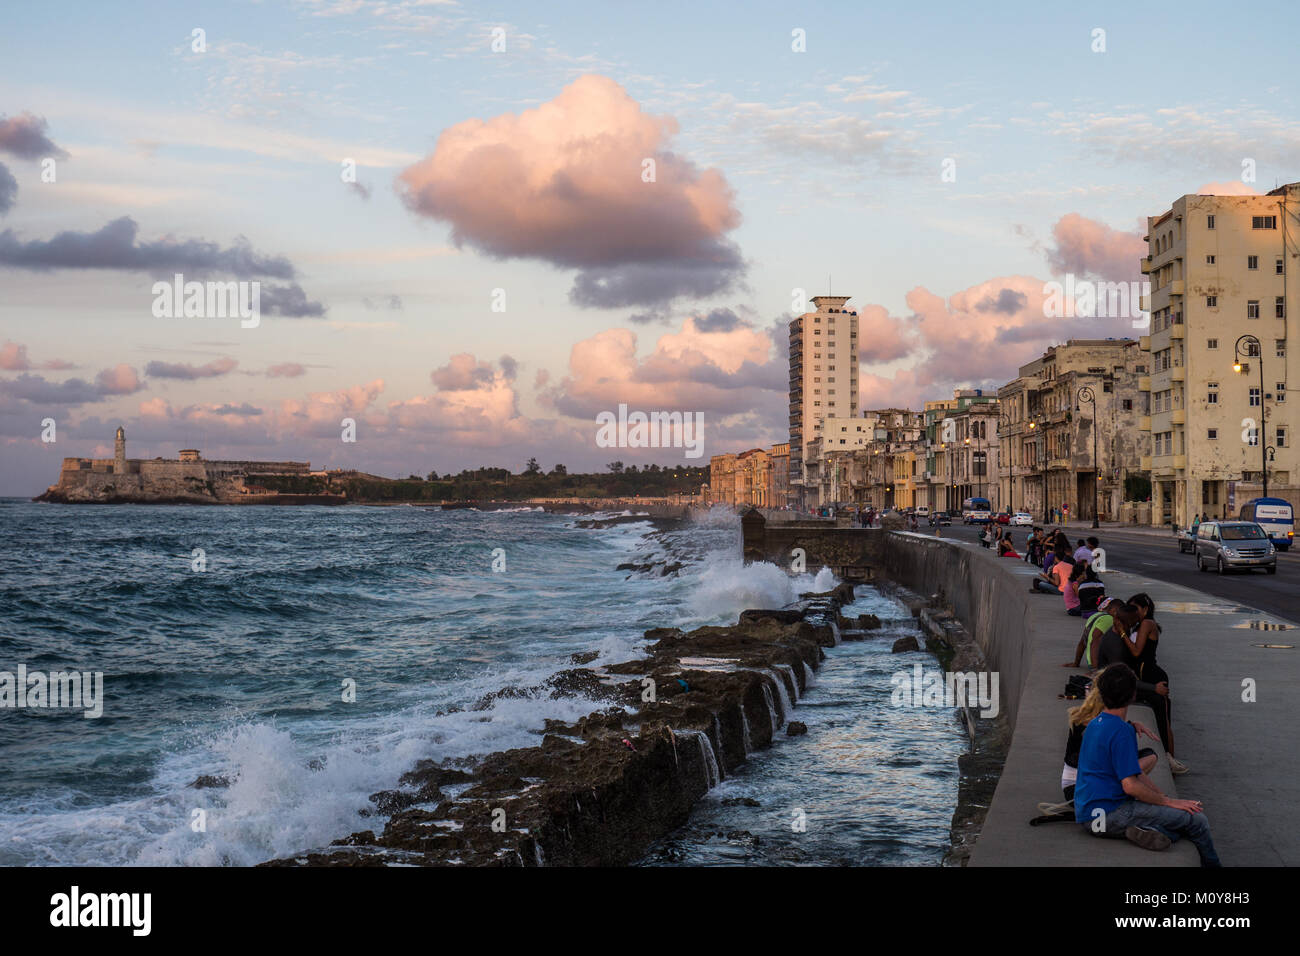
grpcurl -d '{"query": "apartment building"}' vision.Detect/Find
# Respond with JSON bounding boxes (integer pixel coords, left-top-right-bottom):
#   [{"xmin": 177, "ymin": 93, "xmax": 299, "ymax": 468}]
[
  {"xmin": 789, "ymin": 295, "xmax": 860, "ymax": 507},
  {"xmin": 1139, "ymin": 183, "xmax": 1299, "ymax": 526},
  {"xmin": 706, "ymin": 443, "xmax": 791, "ymax": 508},
  {"xmin": 998, "ymin": 339, "xmax": 1148, "ymax": 521}
]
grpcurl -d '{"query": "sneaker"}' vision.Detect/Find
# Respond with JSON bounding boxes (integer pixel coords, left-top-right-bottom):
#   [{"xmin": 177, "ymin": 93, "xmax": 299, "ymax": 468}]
[
  {"xmin": 1168, "ymin": 756, "xmax": 1190, "ymax": 775},
  {"xmin": 1125, "ymin": 826, "xmax": 1172, "ymax": 852},
  {"xmin": 1037, "ymin": 800, "xmax": 1074, "ymax": 816}
]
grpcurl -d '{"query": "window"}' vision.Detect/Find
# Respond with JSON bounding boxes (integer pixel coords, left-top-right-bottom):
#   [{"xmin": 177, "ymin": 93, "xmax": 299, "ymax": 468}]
[
  {"xmin": 1207, "ymin": 215, "xmax": 1216, "ymax": 229},
  {"xmin": 1206, "ymin": 254, "xmax": 1216, "ymax": 265},
  {"xmin": 1207, "ymin": 384, "xmax": 1218, "ymax": 404},
  {"xmin": 1207, "ymin": 338, "xmax": 1218, "ymax": 349},
  {"xmin": 1277, "ymin": 297, "xmax": 1286, "ymax": 319},
  {"xmin": 1207, "ymin": 295, "xmax": 1218, "ymax": 308},
  {"xmin": 1247, "ymin": 426, "xmax": 1259, "ymax": 446},
  {"xmin": 1278, "ymin": 384, "xmax": 1287, "ymax": 404},
  {"xmin": 1278, "ymin": 258, "xmax": 1286, "ymax": 275},
  {"xmin": 1248, "ymin": 300, "xmax": 1260, "ymax": 319},
  {"xmin": 1122, "ymin": 399, "xmax": 1133, "ymax": 411},
  {"xmin": 1208, "ymin": 428, "xmax": 1218, "ymax": 440},
  {"xmin": 1252, "ymin": 215, "xmax": 1278, "ymax": 229},
  {"xmin": 1278, "ymin": 341, "xmax": 1287, "ymax": 358},
  {"xmin": 1279, "ymin": 427, "xmax": 1288, "ymax": 447},
  {"xmin": 1248, "ymin": 255, "xmax": 1259, "ymax": 270},
  {"xmin": 1250, "ymin": 387, "xmax": 1261, "ymax": 406},
  {"xmin": 1103, "ymin": 381, "xmax": 1113, "ymax": 393}
]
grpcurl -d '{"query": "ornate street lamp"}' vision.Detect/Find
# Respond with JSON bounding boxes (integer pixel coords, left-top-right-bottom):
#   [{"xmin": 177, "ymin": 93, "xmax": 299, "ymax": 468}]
[
  {"xmin": 1077, "ymin": 385, "xmax": 1100, "ymax": 529},
  {"xmin": 1233, "ymin": 334, "xmax": 1268, "ymax": 498}
]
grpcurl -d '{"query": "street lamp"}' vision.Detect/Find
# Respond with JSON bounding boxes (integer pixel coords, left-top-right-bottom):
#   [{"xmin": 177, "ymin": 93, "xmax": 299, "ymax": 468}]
[
  {"xmin": 1077, "ymin": 385, "xmax": 1100, "ymax": 529},
  {"xmin": 1234, "ymin": 334, "xmax": 1268, "ymax": 498}
]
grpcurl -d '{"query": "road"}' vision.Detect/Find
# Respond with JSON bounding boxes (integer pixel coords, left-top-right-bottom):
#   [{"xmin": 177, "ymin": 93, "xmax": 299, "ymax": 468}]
[{"xmin": 933, "ymin": 521, "xmax": 1300, "ymax": 624}]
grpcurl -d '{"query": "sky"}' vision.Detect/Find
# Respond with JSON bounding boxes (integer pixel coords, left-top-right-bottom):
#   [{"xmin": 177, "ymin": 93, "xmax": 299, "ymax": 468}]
[{"xmin": 2, "ymin": 0, "xmax": 1298, "ymax": 494}]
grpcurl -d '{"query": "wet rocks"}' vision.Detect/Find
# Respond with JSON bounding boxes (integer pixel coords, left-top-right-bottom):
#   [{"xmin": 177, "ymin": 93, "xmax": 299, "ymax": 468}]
[
  {"xmin": 891, "ymin": 635, "xmax": 921, "ymax": 653},
  {"xmin": 786, "ymin": 721, "xmax": 808, "ymax": 736},
  {"xmin": 264, "ymin": 580, "xmax": 864, "ymax": 868},
  {"xmin": 190, "ymin": 774, "xmax": 230, "ymax": 789}
]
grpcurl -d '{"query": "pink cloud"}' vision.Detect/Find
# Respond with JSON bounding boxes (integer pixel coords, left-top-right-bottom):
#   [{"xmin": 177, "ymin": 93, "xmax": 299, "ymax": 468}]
[
  {"xmin": 0, "ymin": 341, "xmax": 74, "ymax": 370},
  {"xmin": 267, "ymin": 362, "xmax": 307, "ymax": 378},
  {"xmin": 1196, "ymin": 181, "xmax": 1261, "ymax": 196},
  {"xmin": 1045, "ymin": 212, "xmax": 1145, "ymax": 283},
  {"xmin": 94, "ymin": 364, "xmax": 142, "ymax": 395},
  {"xmin": 398, "ymin": 74, "xmax": 744, "ymax": 308}
]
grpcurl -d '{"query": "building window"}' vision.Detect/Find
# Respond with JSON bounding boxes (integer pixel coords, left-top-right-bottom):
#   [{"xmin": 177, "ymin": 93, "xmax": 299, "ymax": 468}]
[
  {"xmin": 1277, "ymin": 297, "xmax": 1286, "ymax": 319},
  {"xmin": 1252, "ymin": 215, "xmax": 1278, "ymax": 229},
  {"xmin": 1278, "ymin": 258, "xmax": 1286, "ymax": 275},
  {"xmin": 1250, "ymin": 387, "xmax": 1261, "ymax": 406},
  {"xmin": 1103, "ymin": 381, "xmax": 1113, "ymax": 392},
  {"xmin": 1278, "ymin": 384, "xmax": 1287, "ymax": 404},
  {"xmin": 1278, "ymin": 340, "xmax": 1287, "ymax": 358},
  {"xmin": 1279, "ymin": 427, "xmax": 1288, "ymax": 447},
  {"xmin": 1247, "ymin": 427, "xmax": 1259, "ymax": 446},
  {"xmin": 1206, "ymin": 295, "xmax": 1218, "ymax": 308},
  {"xmin": 1248, "ymin": 255, "xmax": 1259, "ymax": 270},
  {"xmin": 1248, "ymin": 300, "xmax": 1260, "ymax": 319},
  {"xmin": 1207, "ymin": 338, "xmax": 1218, "ymax": 349},
  {"xmin": 1208, "ymin": 428, "xmax": 1218, "ymax": 440},
  {"xmin": 1207, "ymin": 215, "xmax": 1215, "ymax": 229},
  {"xmin": 1206, "ymin": 254, "xmax": 1216, "ymax": 265},
  {"xmin": 1207, "ymin": 385, "xmax": 1218, "ymax": 404}
]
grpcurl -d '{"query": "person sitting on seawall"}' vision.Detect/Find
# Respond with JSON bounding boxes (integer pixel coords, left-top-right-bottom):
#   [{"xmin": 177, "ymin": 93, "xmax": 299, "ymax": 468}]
[
  {"xmin": 1073, "ymin": 536, "xmax": 1100, "ymax": 565},
  {"xmin": 1040, "ymin": 679, "xmax": 1159, "ymax": 816},
  {"xmin": 1024, "ymin": 528, "xmax": 1043, "ymax": 565},
  {"xmin": 1074, "ymin": 664, "xmax": 1220, "ymax": 865},
  {"xmin": 1031, "ymin": 547, "xmax": 1064, "ymax": 593},
  {"xmin": 998, "ymin": 533, "xmax": 1020, "ymax": 558},
  {"xmin": 1076, "ymin": 564, "xmax": 1106, "ymax": 613},
  {"xmin": 1064, "ymin": 597, "xmax": 1120, "ymax": 670},
  {"xmin": 1123, "ymin": 593, "xmax": 1186, "ymax": 775},
  {"xmin": 1095, "ymin": 602, "xmax": 1187, "ymax": 775},
  {"xmin": 1063, "ymin": 560, "xmax": 1085, "ymax": 616},
  {"xmin": 1052, "ymin": 530, "xmax": 1073, "ymax": 563}
]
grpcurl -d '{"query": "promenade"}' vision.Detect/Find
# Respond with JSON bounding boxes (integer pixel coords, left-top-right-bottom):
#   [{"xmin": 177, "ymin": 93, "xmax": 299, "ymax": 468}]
[{"xmin": 922, "ymin": 533, "xmax": 1300, "ymax": 866}]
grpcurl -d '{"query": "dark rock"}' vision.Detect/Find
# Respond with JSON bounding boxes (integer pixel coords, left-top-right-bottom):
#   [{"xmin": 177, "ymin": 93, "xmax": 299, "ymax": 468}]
[
  {"xmin": 570, "ymin": 651, "xmax": 600, "ymax": 665},
  {"xmin": 857, "ymin": 614, "xmax": 882, "ymax": 629},
  {"xmin": 190, "ymin": 774, "xmax": 229, "ymax": 789},
  {"xmin": 786, "ymin": 721, "xmax": 808, "ymax": 736},
  {"xmin": 739, "ymin": 609, "xmax": 805, "ymax": 626},
  {"xmin": 721, "ymin": 796, "xmax": 761, "ymax": 807},
  {"xmin": 891, "ymin": 636, "xmax": 920, "ymax": 653}
]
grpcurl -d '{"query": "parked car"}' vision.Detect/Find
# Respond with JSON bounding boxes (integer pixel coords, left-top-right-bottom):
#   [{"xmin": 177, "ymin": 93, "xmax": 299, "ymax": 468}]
[
  {"xmin": 1010, "ymin": 512, "xmax": 1033, "ymax": 526},
  {"xmin": 1194, "ymin": 521, "xmax": 1277, "ymax": 574},
  {"xmin": 994, "ymin": 511, "xmax": 1011, "ymax": 524},
  {"xmin": 929, "ymin": 511, "xmax": 952, "ymax": 526},
  {"xmin": 1176, "ymin": 527, "xmax": 1197, "ymax": 553},
  {"xmin": 915, "ymin": 506, "xmax": 930, "ymax": 519}
]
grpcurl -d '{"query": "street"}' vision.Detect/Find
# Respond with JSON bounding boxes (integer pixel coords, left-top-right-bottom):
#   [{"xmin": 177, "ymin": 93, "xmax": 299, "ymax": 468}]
[{"xmin": 934, "ymin": 521, "xmax": 1300, "ymax": 625}]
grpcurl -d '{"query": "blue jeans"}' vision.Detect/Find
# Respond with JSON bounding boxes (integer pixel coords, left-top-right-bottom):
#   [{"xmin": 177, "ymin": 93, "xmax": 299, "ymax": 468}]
[
  {"xmin": 1085, "ymin": 799, "xmax": 1222, "ymax": 867},
  {"xmin": 1032, "ymin": 579, "xmax": 1060, "ymax": 594}
]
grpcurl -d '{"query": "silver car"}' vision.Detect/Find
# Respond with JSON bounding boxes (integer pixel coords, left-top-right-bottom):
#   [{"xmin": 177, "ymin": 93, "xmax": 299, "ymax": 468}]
[{"xmin": 1195, "ymin": 521, "xmax": 1277, "ymax": 575}]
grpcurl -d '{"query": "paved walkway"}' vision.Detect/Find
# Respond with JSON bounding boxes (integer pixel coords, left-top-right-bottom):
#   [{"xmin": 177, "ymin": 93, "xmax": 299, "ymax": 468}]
[{"xmin": 948, "ymin": 536, "xmax": 1300, "ymax": 866}]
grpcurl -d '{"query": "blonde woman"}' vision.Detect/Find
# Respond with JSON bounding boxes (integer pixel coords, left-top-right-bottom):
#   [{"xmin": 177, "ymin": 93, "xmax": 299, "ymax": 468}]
[{"xmin": 1039, "ymin": 681, "xmax": 1160, "ymax": 815}]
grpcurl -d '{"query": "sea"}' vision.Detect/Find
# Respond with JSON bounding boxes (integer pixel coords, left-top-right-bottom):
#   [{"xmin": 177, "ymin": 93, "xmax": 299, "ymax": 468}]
[{"xmin": 0, "ymin": 500, "xmax": 965, "ymax": 866}]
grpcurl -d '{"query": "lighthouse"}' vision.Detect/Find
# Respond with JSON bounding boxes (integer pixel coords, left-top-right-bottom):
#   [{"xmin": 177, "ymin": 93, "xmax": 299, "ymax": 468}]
[{"xmin": 114, "ymin": 426, "xmax": 126, "ymax": 474}]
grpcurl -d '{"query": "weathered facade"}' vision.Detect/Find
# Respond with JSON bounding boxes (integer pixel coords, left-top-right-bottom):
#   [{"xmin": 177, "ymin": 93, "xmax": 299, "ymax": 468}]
[{"xmin": 1138, "ymin": 184, "xmax": 1300, "ymax": 526}]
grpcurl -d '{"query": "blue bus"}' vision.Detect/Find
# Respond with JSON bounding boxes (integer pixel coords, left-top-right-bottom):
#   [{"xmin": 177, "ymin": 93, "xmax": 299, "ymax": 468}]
[
  {"xmin": 1238, "ymin": 498, "xmax": 1293, "ymax": 550},
  {"xmin": 962, "ymin": 496, "xmax": 992, "ymax": 524}
]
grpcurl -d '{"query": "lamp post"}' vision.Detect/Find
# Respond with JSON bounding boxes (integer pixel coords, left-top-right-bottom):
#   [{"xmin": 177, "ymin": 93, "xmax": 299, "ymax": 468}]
[
  {"xmin": 1233, "ymin": 334, "xmax": 1268, "ymax": 498},
  {"xmin": 1077, "ymin": 385, "xmax": 1101, "ymax": 528},
  {"xmin": 1029, "ymin": 417, "xmax": 1048, "ymax": 524}
]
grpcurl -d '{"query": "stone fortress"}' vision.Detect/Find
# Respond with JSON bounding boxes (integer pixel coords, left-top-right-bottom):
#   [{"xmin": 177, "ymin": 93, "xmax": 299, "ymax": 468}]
[{"xmin": 38, "ymin": 426, "xmax": 324, "ymax": 504}]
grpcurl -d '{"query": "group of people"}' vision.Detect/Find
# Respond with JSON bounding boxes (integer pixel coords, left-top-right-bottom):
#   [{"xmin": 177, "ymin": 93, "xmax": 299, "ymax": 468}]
[{"xmin": 1016, "ymin": 533, "xmax": 1219, "ymax": 864}]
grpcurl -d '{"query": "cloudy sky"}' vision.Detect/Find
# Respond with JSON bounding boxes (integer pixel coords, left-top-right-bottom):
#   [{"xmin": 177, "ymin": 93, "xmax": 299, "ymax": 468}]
[{"xmin": 2, "ymin": 0, "xmax": 1298, "ymax": 493}]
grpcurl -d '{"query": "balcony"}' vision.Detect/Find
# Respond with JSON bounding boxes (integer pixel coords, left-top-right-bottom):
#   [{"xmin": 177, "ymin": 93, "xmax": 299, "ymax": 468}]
[
  {"xmin": 1140, "ymin": 293, "xmax": 1151, "ymax": 311},
  {"xmin": 1139, "ymin": 376, "xmax": 1151, "ymax": 391},
  {"xmin": 1139, "ymin": 335, "xmax": 1150, "ymax": 351},
  {"xmin": 1140, "ymin": 455, "xmax": 1152, "ymax": 470},
  {"xmin": 1174, "ymin": 454, "xmax": 1187, "ymax": 470},
  {"xmin": 1170, "ymin": 279, "xmax": 1185, "ymax": 296},
  {"xmin": 1140, "ymin": 257, "xmax": 1152, "ymax": 274},
  {"xmin": 1139, "ymin": 416, "xmax": 1151, "ymax": 431},
  {"xmin": 1171, "ymin": 409, "xmax": 1186, "ymax": 425},
  {"xmin": 1171, "ymin": 365, "xmax": 1185, "ymax": 382},
  {"xmin": 1169, "ymin": 323, "xmax": 1185, "ymax": 339}
]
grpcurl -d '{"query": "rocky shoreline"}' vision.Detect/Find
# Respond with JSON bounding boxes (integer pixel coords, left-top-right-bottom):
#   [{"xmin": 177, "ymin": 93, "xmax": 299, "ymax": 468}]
[{"xmin": 258, "ymin": 582, "xmax": 887, "ymax": 867}]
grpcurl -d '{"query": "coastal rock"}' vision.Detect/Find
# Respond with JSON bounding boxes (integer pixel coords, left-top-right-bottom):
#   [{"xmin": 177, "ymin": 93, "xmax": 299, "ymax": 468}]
[
  {"xmin": 891, "ymin": 636, "xmax": 920, "ymax": 653},
  {"xmin": 786, "ymin": 721, "xmax": 808, "ymax": 736},
  {"xmin": 190, "ymin": 774, "xmax": 230, "ymax": 789}
]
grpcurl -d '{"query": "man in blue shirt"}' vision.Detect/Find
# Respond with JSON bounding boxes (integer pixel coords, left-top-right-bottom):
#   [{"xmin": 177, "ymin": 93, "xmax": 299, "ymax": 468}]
[{"xmin": 1075, "ymin": 663, "xmax": 1221, "ymax": 866}]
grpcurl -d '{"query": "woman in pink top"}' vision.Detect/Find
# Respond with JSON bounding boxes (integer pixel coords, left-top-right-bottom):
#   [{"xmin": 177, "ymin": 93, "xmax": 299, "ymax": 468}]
[{"xmin": 1050, "ymin": 558, "xmax": 1080, "ymax": 614}]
